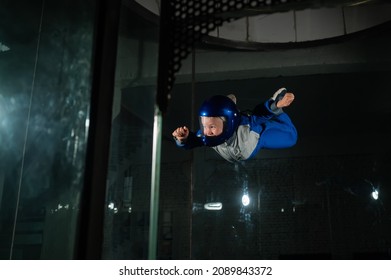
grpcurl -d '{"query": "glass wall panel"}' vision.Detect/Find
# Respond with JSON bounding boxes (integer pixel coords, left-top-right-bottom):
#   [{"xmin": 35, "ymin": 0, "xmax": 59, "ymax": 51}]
[
  {"xmin": 0, "ymin": 0, "xmax": 95, "ymax": 259},
  {"xmin": 101, "ymin": 1, "xmax": 159, "ymax": 259}
]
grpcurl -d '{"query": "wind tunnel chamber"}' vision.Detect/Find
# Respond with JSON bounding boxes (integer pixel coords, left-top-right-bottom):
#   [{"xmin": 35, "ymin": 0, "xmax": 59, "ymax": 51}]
[
  {"xmin": 103, "ymin": 0, "xmax": 391, "ymax": 259},
  {"xmin": 153, "ymin": 0, "xmax": 391, "ymax": 260},
  {"xmin": 1, "ymin": 0, "xmax": 391, "ymax": 260}
]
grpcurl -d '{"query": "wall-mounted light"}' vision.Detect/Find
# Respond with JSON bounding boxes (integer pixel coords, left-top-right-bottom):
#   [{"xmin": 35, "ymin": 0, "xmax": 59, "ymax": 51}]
[
  {"xmin": 242, "ymin": 194, "xmax": 250, "ymax": 206},
  {"xmin": 371, "ymin": 189, "xmax": 379, "ymax": 200},
  {"xmin": 204, "ymin": 202, "xmax": 223, "ymax": 210},
  {"xmin": 108, "ymin": 202, "xmax": 115, "ymax": 210}
]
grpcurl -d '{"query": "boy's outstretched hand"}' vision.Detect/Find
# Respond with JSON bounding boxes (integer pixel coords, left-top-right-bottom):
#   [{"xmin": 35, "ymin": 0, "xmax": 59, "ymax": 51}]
[{"xmin": 172, "ymin": 126, "xmax": 189, "ymax": 142}]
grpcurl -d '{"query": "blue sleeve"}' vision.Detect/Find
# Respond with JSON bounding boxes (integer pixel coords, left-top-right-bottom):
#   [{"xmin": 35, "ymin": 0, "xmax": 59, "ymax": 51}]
[{"xmin": 175, "ymin": 130, "xmax": 204, "ymax": 150}]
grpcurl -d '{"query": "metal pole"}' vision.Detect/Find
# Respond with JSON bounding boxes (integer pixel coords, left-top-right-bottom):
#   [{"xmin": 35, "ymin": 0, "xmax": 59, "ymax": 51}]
[
  {"xmin": 76, "ymin": 0, "xmax": 121, "ymax": 259},
  {"xmin": 148, "ymin": 105, "xmax": 163, "ymax": 259},
  {"xmin": 149, "ymin": 0, "xmax": 169, "ymax": 260}
]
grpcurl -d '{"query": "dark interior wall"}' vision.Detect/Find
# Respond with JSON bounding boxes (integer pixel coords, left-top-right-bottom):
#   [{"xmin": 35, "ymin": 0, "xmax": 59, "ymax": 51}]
[{"xmin": 167, "ymin": 70, "xmax": 391, "ymax": 158}]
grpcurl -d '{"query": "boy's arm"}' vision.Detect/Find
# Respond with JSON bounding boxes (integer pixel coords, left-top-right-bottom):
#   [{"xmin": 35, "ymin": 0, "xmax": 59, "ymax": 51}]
[{"xmin": 173, "ymin": 130, "xmax": 204, "ymax": 149}]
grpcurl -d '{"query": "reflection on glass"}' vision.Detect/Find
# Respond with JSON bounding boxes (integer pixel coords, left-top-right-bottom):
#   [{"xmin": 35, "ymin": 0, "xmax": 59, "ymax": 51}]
[
  {"xmin": 0, "ymin": 42, "xmax": 11, "ymax": 52},
  {"xmin": 101, "ymin": 2, "xmax": 158, "ymax": 260},
  {"xmin": 0, "ymin": 0, "xmax": 95, "ymax": 259}
]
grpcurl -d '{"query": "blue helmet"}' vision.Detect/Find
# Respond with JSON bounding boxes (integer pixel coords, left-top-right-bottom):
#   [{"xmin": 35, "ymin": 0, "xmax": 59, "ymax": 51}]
[{"xmin": 198, "ymin": 95, "xmax": 240, "ymax": 147}]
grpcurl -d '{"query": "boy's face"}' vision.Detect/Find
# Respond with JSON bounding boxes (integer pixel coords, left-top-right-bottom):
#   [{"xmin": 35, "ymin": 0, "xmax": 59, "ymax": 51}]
[{"xmin": 200, "ymin": 116, "xmax": 224, "ymax": 137}]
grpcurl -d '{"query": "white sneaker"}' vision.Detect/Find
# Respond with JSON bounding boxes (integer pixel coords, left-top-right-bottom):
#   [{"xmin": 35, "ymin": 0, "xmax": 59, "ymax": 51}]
[
  {"xmin": 271, "ymin": 88, "xmax": 287, "ymax": 102},
  {"xmin": 226, "ymin": 94, "xmax": 237, "ymax": 104}
]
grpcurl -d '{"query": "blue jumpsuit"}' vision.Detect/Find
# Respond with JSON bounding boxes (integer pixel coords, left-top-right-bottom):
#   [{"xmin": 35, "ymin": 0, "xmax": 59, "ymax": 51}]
[{"xmin": 175, "ymin": 99, "xmax": 297, "ymax": 162}]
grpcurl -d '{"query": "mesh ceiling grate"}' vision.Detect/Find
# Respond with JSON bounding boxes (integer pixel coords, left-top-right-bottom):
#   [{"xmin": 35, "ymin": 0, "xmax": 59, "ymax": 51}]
[
  {"xmin": 157, "ymin": 0, "xmax": 302, "ymax": 112},
  {"xmin": 157, "ymin": 0, "xmax": 358, "ymax": 112}
]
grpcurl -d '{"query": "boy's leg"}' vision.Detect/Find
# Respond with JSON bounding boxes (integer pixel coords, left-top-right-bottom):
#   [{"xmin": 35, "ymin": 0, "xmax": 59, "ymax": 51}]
[
  {"xmin": 259, "ymin": 113, "xmax": 298, "ymax": 149},
  {"xmin": 253, "ymin": 88, "xmax": 293, "ymax": 117},
  {"xmin": 254, "ymin": 88, "xmax": 297, "ymax": 149}
]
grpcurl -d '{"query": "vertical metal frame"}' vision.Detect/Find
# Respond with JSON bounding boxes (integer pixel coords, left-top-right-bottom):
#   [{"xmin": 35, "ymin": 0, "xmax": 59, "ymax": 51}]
[
  {"xmin": 76, "ymin": 0, "xmax": 121, "ymax": 259},
  {"xmin": 148, "ymin": 0, "xmax": 169, "ymax": 260}
]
